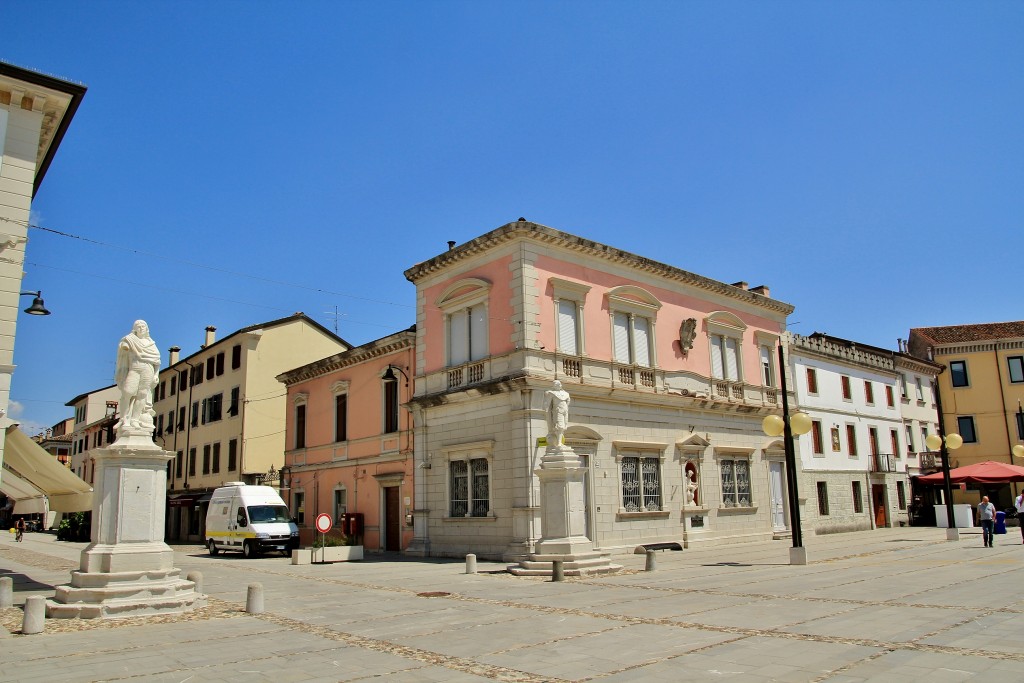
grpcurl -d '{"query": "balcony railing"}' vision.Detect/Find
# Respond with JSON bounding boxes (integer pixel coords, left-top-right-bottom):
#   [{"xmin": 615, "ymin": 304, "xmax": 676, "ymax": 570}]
[
  {"xmin": 871, "ymin": 453, "xmax": 897, "ymax": 473},
  {"xmin": 427, "ymin": 352, "xmax": 782, "ymax": 409}
]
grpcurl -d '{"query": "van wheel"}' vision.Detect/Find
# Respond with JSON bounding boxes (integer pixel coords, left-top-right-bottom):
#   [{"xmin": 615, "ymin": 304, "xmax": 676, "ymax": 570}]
[
  {"xmin": 207, "ymin": 539, "xmax": 219, "ymax": 556},
  {"xmin": 242, "ymin": 540, "xmax": 256, "ymax": 558}
]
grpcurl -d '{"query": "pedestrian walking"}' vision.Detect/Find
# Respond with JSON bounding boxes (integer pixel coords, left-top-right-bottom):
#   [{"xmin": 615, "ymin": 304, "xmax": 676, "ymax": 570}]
[
  {"xmin": 978, "ymin": 496, "xmax": 996, "ymax": 548},
  {"xmin": 1015, "ymin": 491, "xmax": 1024, "ymax": 544},
  {"xmin": 15, "ymin": 517, "xmax": 24, "ymax": 542}
]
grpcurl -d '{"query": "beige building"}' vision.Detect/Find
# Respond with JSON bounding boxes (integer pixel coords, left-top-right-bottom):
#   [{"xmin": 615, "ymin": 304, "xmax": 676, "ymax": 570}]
[
  {"xmin": 65, "ymin": 385, "xmax": 119, "ymax": 483},
  {"xmin": 0, "ymin": 62, "xmax": 85, "ymax": 480},
  {"xmin": 909, "ymin": 321, "xmax": 1024, "ymax": 509},
  {"xmin": 155, "ymin": 314, "xmax": 348, "ymax": 541}
]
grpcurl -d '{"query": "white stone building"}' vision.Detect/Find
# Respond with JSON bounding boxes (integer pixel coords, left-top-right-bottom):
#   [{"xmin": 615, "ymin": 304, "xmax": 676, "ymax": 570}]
[{"xmin": 787, "ymin": 333, "xmax": 938, "ymax": 533}]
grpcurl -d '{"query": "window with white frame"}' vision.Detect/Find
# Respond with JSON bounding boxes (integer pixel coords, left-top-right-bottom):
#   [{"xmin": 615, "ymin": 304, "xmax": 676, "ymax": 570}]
[
  {"xmin": 705, "ymin": 311, "xmax": 747, "ymax": 382},
  {"xmin": 436, "ymin": 278, "xmax": 491, "ymax": 367},
  {"xmin": 293, "ymin": 394, "xmax": 308, "ymax": 449},
  {"xmin": 608, "ymin": 286, "xmax": 661, "ymax": 368},
  {"xmin": 333, "ymin": 488, "xmax": 347, "ymax": 522},
  {"xmin": 915, "ymin": 377, "xmax": 924, "ymax": 401},
  {"xmin": 905, "ymin": 424, "xmax": 915, "ymax": 453},
  {"xmin": 755, "ymin": 332, "xmax": 779, "ymax": 387},
  {"xmin": 551, "ymin": 278, "xmax": 590, "ymax": 356},
  {"xmin": 331, "ymin": 381, "xmax": 350, "ymax": 443},
  {"xmin": 619, "ymin": 449, "xmax": 662, "ymax": 512},
  {"xmin": 446, "ymin": 442, "xmax": 492, "ymax": 518},
  {"xmin": 719, "ymin": 455, "xmax": 752, "ymax": 507}
]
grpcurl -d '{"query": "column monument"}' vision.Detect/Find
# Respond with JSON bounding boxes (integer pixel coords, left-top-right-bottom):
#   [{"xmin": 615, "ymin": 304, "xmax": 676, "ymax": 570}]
[
  {"xmin": 509, "ymin": 381, "xmax": 619, "ymax": 576},
  {"xmin": 48, "ymin": 320, "xmax": 203, "ymax": 618}
]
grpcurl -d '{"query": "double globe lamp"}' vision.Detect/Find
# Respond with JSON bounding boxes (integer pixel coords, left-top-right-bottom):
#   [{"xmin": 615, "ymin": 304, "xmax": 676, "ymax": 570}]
[{"xmin": 762, "ymin": 409, "xmax": 813, "ymax": 565}]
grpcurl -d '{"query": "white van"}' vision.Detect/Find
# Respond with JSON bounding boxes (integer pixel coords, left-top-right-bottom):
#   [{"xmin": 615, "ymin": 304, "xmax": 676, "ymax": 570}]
[{"xmin": 205, "ymin": 483, "xmax": 299, "ymax": 558}]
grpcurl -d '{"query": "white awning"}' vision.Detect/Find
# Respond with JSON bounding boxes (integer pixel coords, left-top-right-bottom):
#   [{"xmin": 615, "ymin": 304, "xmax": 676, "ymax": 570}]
[
  {"xmin": 4, "ymin": 426, "xmax": 92, "ymax": 512},
  {"xmin": 1, "ymin": 467, "xmax": 48, "ymax": 514}
]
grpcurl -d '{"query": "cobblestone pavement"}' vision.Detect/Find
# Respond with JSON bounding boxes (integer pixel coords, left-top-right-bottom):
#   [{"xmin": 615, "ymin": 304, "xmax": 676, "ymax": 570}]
[{"xmin": 1, "ymin": 527, "xmax": 1022, "ymax": 681}]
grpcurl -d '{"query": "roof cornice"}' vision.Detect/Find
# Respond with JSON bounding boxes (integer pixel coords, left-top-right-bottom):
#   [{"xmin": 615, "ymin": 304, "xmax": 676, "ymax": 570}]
[
  {"xmin": 0, "ymin": 60, "xmax": 87, "ymax": 196},
  {"xmin": 277, "ymin": 328, "xmax": 416, "ymax": 386},
  {"xmin": 404, "ymin": 221, "xmax": 795, "ymax": 316}
]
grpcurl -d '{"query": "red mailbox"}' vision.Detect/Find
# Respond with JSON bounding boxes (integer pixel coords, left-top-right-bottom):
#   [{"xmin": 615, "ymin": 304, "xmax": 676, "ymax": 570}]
[{"xmin": 341, "ymin": 512, "xmax": 363, "ymax": 537}]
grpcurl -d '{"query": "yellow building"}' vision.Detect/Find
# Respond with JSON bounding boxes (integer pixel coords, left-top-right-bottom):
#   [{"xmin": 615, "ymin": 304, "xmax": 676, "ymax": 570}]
[{"xmin": 909, "ymin": 322, "xmax": 1024, "ymax": 506}]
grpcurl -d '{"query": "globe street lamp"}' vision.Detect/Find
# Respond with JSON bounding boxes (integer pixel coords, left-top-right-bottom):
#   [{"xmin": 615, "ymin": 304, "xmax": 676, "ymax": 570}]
[
  {"xmin": 762, "ymin": 344, "xmax": 813, "ymax": 565},
  {"xmin": 925, "ymin": 432, "xmax": 962, "ymax": 539}
]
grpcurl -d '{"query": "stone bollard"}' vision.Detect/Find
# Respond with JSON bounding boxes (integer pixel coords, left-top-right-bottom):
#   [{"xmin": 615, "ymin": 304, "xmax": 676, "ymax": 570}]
[
  {"xmin": 0, "ymin": 576, "xmax": 12, "ymax": 608},
  {"xmin": 551, "ymin": 560, "xmax": 564, "ymax": 582},
  {"xmin": 465, "ymin": 554, "xmax": 477, "ymax": 574},
  {"xmin": 245, "ymin": 583, "xmax": 264, "ymax": 614},
  {"xmin": 22, "ymin": 595, "xmax": 45, "ymax": 635},
  {"xmin": 645, "ymin": 550, "xmax": 656, "ymax": 572},
  {"xmin": 186, "ymin": 571, "xmax": 203, "ymax": 595}
]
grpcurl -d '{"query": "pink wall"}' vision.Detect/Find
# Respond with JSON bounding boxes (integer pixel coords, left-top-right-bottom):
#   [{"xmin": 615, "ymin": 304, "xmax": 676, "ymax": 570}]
[
  {"xmin": 533, "ymin": 255, "xmax": 785, "ymax": 382},
  {"xmin": 420, "ymin": 255, "xmax": 517, "ymax": 374},
  {"xmin": 285, "ymin": 346, "xmax": 415, "ymax": 550}
]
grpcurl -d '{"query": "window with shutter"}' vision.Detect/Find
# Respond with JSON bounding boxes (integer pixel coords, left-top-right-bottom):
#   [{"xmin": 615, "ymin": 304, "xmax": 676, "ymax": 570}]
[{"xmin": 557, "ymin": 299, "xmax": 579, "ymax": 355}]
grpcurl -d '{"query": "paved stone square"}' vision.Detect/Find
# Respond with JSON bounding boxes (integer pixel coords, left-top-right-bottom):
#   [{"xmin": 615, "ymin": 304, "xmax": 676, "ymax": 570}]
[{"xmin": 1, "ymin": 526, "xmax": 1022, "ymax": 681}]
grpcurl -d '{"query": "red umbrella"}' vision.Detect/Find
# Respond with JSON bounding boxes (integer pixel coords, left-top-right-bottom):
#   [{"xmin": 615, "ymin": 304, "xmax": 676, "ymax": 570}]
[{"xmin": 917, "ymin": 460, "xmax": 1024, "ymax": 485}]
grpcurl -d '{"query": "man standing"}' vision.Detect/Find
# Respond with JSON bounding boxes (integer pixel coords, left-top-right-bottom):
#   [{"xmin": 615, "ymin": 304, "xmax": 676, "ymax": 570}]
[
  {"xmin": 978, "ymin": 496, "xmax": 996, "ymax": 548},
  {"xmin": 1015, "ymin": 490, "xmax": 1024, "ymax": 545}
]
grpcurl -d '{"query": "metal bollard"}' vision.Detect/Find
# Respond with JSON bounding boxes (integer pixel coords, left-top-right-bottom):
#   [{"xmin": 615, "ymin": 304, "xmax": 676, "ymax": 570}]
[
  {"xmin": 22, "ymin": 595, "xmax": 45, "ymax": 635},
  {"xmin": 186, "ymin": 570, "xmax": 203, "ymax": 595},
  {"xmin": 645, "ymin": 550, "xmax": 656, "ymax": 572},
  {"xmin": 245, "ymin": 583, "xmax": 264, "ymax": 614},
  {"xmin": 0, "ymin": 576, "xmax": 12, "ymax": 608},
  {"xmin": 465, "ymin": 553, "xmax": 477, "ymax": 574},
  {"xmin": 551, "ymin": 560, "xmax": 564, "ymax": 582}
]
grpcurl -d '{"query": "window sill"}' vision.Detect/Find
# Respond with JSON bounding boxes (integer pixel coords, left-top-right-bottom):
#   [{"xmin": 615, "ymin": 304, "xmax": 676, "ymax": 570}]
[
  {"xmin": 443, "ymin": 515, "xmax": 496, "ymax": 522},
  {"xmin": 683, "ymin": 506, "xmax": 709, "ymax": 515},
  {"xmin": 718, "ymin": 505, "xmax": 758, "ymax": 514},
  {"xmin": 616, "ymin": 510, "xmax": 670, "ymax": 520}
]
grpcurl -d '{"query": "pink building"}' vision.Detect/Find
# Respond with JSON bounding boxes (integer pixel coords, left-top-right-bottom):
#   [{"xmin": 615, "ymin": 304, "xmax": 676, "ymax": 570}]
[
  {"xmin": 404, "ymin": 221, "xmax": 795, "ymax": 560},
  {"xmin": 278, "ymin": 327, "xmax": 416, "ymax": 550}
]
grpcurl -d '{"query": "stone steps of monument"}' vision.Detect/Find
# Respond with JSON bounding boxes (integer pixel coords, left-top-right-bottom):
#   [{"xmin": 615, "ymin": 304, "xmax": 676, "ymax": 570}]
[
  {"xmin": 507, "ymin": 562, "xmax": 622, "ymax": 577},
  {"xmin": 53, "ymin": 579, "xmax": 196, "ymax": 604},
  {"xmin": 47, "ymin": 593, "xmax": 204, "ymax": 620},
  {"xmin": 69, "ymin": 568, "xmax": 182, "ymax": 589}
]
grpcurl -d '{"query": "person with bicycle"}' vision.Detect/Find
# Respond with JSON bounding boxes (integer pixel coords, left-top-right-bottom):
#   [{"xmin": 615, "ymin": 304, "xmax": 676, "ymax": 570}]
[{"xmin": 15, "ymin": 517, "xmax": 25, "ymax": 542}]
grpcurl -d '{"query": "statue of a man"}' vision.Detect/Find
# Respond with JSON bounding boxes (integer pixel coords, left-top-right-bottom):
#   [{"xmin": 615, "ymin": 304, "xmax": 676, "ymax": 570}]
[
  {"xmin": 544, "ymin": 380, "xmax": 571, "ymax": 448},
  {"xmin": 114, "ymin": 320, "xmax": 161, "ymax": 434}
]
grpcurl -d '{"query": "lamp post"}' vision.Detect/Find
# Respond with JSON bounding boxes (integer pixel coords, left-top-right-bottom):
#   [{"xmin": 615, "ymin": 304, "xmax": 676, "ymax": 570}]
[
  {"xmin": 20, "ymin": 291, "xmax": 50, "ymax": 316},
  {"xmin": 925, "ymin": 431, "xmax": 963, "ymax": 539},
  {"xmin": 927, "ymin": 379, "xmax": 963, "ymax": 540},
  {"xmin": 762, "ymin": 344, "xmax": 813, "ymax": 565}
]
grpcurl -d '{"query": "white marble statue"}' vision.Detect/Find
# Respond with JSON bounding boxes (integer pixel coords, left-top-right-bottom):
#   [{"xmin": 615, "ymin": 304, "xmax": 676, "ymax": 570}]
[
  {"xmin": 544, "ymin": 380, "xmax": 571, "ymax": 449},
  {"xmin": 114, "ymin": 319, "xmax": 161, "ymax": 435}
]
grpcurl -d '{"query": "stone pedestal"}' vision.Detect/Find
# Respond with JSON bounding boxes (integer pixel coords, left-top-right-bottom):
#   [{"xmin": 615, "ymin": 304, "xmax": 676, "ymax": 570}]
[
  {"xmin": 48, "ymin": 433, "xmax": 203, "ymax": 619},
  {"xmin": 509, "ymin": 446, "xmax": 620, "ymax": 577}
]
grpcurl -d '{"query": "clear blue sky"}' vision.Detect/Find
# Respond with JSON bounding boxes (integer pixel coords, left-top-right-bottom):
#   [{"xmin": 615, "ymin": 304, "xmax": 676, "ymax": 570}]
[{"xmin": 5, "ymin": 1, "xmax": 1022, "ymax": 435}]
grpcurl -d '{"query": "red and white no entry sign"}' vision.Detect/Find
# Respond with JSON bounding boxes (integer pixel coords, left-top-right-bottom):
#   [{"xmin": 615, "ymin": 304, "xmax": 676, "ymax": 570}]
[{"xmin": 315, "ymin": 512, "xmax": 333, "ymax": 534}]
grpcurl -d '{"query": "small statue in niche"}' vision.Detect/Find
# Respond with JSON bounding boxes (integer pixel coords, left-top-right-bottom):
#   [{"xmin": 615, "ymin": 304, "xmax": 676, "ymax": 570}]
[
  {"xmin": 679, "ymin": 318, "xmax": 697, "ymax": 353},
  {"xmin": 684, "ymin": 462, "xmax": 699, "ymax": 506}
]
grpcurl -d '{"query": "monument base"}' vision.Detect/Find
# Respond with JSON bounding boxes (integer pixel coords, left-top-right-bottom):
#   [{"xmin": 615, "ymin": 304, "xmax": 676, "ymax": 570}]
[
  {"xmin": 47, "ymin": 567, "xmax": 203, "ymax": 619},
  {"xmin": 508, "ymin": 550, "xmax": 621, "ymax": 577},
  {"xmin": 47, "ymin": 440, "xmax": 203, "ymax": 619}
]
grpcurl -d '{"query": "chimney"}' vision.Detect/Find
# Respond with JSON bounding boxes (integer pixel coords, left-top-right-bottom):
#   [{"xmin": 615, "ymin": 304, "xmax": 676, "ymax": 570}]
[
  {"xmin": 447, "ymin": 240, "xmax": 456, "ymax": 251},
  {"xmin": 750, "ymin": 285, "xmax": 770, "ymax": 298},
  {"xmin": 168, "ymin": 346, "xmax": 181, "ymax": 365},
  {"xmin": 731, "ymin": 281, "xmax": 749, "ymax": 291},
  {"xmin": 204, "ymin": 326, "xmax": 216, "ymax": 348}
]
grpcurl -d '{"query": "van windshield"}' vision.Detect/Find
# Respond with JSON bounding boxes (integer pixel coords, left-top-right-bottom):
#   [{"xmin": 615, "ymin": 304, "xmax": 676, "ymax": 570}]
[{"xmin": 247, "ymin": 505, "xmax": 292, "ymax": 524}]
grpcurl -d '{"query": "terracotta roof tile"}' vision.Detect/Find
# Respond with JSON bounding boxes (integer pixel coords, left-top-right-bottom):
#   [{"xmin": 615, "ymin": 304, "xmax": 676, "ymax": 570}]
[{"xmin": 910, "ymin": 321, "xmax": 1024, "ymax": 345}]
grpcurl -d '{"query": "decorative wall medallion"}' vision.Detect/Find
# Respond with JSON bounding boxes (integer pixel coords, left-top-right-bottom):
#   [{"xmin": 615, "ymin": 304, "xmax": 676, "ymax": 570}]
[{"xmin": 679, "ymin": 318, "xmax": 697, "ymax": 352}]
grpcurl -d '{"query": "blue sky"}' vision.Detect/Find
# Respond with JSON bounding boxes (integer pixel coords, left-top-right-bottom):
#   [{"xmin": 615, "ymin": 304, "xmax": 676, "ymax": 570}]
[{"xmin": 5, "ymin": 1, "xmax": 1022, "ymax": 434}]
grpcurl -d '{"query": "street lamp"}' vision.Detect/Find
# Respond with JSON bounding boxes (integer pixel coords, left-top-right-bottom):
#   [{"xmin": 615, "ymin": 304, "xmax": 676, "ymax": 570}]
[
  {"xmin": 761, "ymin": 344, "xmax": 813, "ymax": 565},
  {"xmin": 20, "ymin": 290, "xmax": 50, "ymax": 316},
  {"xmin": 925, "ymin": 432, "xmax": 962, "ymax": 539}
]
